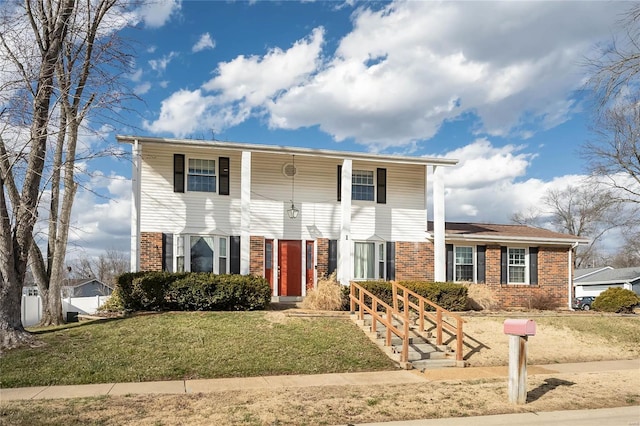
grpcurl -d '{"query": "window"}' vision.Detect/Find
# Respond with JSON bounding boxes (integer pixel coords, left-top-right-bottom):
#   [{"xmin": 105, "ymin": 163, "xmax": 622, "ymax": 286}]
[
  {"xmin": 455, "ymin": 246, "xmax": 473, "ymax": 281},
  {"xmin": 352, "ymin": 170, "xmax": 374, "ymax": 201},
  {"xmin": 508, "ymin": 248, "xmax": 527, "ymax": 284},
  {"xmin": 187, "ymin": 159, "xmax": 216, "ymax": 192},
  {"xmin": 354, "ymin": 241, "xmax": 385, "ymax": 280},
  {"xmin": 175, "ymin": 235, "xmax": 228, "ymax": 273}
]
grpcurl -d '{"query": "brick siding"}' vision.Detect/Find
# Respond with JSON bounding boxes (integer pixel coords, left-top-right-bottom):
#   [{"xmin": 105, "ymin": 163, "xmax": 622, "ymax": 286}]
[
  {"xmin": 140, "ymin": 232, "xmax": 163, "ymax": 271},
  {"xmin": 395, "ymin": 241, "xmax": 434, "ymax": 281},
  {"xmin": 316, "ymin": 238, "xmax": 329, "ymax": 279},
  {"xmin": 249, "ymin": 236, "xmax": 265, "ymax": 276},
  {"xmin": 482, "ymin": 245, "xmax": 569, "ymax": 309}
]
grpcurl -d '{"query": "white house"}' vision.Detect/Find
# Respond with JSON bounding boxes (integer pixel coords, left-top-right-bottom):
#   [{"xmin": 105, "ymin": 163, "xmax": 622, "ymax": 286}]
[{"xmin": 118, "ymin": 135, "xmax": 586, "ymax": 308}]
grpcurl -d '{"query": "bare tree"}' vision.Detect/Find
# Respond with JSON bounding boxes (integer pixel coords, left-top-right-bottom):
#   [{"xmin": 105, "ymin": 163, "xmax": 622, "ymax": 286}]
[
  {"xmin": 512, "ymin": 183, "xmax": 632, "ymax": 268},
  {"xmin": 584, "ymin": 4, "xmax": 640, "ymax": 206},
  {"xmin": 69, "ymin": 249, "xmax": 129, "ymax": 286},
  {"xmin": 0, "ymin": 0, "xmax": 136, "ymax": 348}
]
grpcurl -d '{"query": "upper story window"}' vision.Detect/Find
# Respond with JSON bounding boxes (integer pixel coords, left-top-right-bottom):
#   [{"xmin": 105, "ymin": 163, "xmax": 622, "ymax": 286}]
[
  {"xmin": 455, "ymin": 246, "xmax": 474, "ymax": 281},
  {"xmin": 508, "ymin": 247, "xmax": 527, "ymax": 284},
  {"xmin": 188, "ymin": 159, "xmax": 216, "ymax": 192},
  {"xmin": 352, "ymin": 170, "xmax": 374, "ymax": 201}
]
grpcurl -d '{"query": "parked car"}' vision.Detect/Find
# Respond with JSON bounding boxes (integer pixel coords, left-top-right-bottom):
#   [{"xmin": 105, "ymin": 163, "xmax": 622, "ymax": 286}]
[{"xmin": 572, "ymin": 296, "xmax": 595, "ymax": 311}]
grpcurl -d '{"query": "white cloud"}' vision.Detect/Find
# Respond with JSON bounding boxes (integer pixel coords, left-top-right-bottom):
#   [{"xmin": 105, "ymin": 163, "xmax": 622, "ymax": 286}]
[
  {"xmin": 137, "ymin": 0, "xmax": 181, "ymax": 28},
  {"xmin": 145, "ymin": 27, "xmax": 324, "ymax": 136},
  {"xmin": 129, "ymin": 68, "xmax": 143, "ymax": 82},
  {"xmin": 192, "ymin": 33, "xmax": 216, "ymax": 53},
  {"xmin": 149, "ymin": 52, "xmax": 178, "ymax": 73},
  {"xmin": 134, "ymin": 82, "xmax": 152, "ymax": 95},
  {"xmin": 437, "ymin": 139, "xmax": 587, "ymax": 224},
  {"xmin": 144, "ymin": 1, "xmax": 628, "ymax": 149}
]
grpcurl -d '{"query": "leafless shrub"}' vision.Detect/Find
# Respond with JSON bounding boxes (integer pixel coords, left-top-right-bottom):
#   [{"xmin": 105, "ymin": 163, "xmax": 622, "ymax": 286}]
[{"xmin": 302, "ymin": 273, "xmax": 343, "ymax": 311}]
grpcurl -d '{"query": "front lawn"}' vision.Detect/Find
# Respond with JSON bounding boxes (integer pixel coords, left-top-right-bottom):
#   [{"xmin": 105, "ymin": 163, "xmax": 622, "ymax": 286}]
[{"xmin": 0, "ymin": 311, "xmax": 396, "ymax": 388}]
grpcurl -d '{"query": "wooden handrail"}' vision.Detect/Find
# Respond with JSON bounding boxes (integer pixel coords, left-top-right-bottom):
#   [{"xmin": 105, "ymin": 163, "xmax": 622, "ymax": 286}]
[
  {"xmin": 350, "ymin": 282, "xmax": 409, "ymax": 363},
  {"xmin": 392, "ymin": 282, "xmax": 465, "ymax": 362}
]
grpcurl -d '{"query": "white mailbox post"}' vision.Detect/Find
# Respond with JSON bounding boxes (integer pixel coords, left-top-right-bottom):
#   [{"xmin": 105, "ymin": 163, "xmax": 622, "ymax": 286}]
[{"xmin": 503, "ymin": 319, "xmax": 536, "ymax": 404}]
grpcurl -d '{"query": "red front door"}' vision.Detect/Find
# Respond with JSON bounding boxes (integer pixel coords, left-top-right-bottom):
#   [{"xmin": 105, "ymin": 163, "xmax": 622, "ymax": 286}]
[{"xmin": 278, "ymin": 240, "xmax": 302, "ymax": 296}]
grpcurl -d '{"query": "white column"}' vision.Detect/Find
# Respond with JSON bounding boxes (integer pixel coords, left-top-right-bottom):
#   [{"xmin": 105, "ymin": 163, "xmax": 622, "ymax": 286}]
[
  {"xmin": 432, "ymin": 165, "xmax": 446, "ymax": 282},
  {"xmin": 240, "ymin": 151, "xmax": 252, "ymax": 275},
  {"xmin": 339, "ymin": 159, "xmax": 352, "ymax": 286},
  {"xmin": 131, "ymin": 139, "xmax": 141, "ymax": 272}
]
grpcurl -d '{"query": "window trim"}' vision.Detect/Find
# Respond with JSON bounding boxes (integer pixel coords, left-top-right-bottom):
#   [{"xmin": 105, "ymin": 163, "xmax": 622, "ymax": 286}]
[
  {"xmin": 453, "ymin": 245, "xmax": 475, "ymax": 282},
  {"xmin": 187, "ymin": 157, "xmax": 217, "ymax": 193},
  {"xmin": 175, "ymin": 234, "xmax": 229, "ymax": 274},
  {"xmin": 352, "ymin": 169, "xmax": 375, "ymax": 201},
  {"xmin": 353, "ymin": 240, "xmax": 386, "ymax": 281},
  {"xmin": 507, "ymin": 246, "xmax": 529, "ymax": 285}
]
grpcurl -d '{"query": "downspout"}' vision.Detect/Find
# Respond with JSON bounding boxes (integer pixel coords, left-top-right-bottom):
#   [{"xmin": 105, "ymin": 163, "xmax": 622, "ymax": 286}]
[
  {"xmin": 568, "ymin": 242, "xmax": 579, "ymax": 310},
  {"xmin": 131, "ymin": 139, "xmax": 141, "ymax": 272}
]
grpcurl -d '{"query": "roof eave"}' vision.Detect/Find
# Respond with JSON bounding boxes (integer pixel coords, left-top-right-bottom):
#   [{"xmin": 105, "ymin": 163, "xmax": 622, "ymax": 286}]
[
  {"xmin": 116, "ymin": 135, "xmax": 458, "ymax": 167},
  {"xmin": 432, "ymin": 233, "xmax": 590, "ymax": 246}
]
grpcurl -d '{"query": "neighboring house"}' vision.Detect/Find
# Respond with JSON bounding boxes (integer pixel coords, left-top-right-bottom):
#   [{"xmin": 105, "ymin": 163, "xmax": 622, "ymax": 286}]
[
  {"xmin": 118, "ymin": 135, "xmax": 587, "ymax": 309},
  {"xmin": 574, "ymin": 267, "xmax": 640, "ymax": 298},
  {"xmin": 62, "ymin": 278, "xmax": 114, "ymax": 298}
]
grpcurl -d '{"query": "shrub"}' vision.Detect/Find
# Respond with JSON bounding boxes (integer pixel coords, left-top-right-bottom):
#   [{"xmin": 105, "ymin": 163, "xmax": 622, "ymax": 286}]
[
  {"xmin": 354, "ymin": 281, "xmax": 467, "ymax": 311},
  {"xmin": 113, "ymin": 272, "xmax": 271, "ymax": 312},
  {"xmin": 97, "ymin": 288, "xmax": 125, "ymax": 313},
  {"xmin": 527, "ymin": 292, "xmax": 561, "ymax": 311},
  {"xmin": 593, "ymin": 288, "xmax": 640, "ymax": 313},
  {"xmin": 464, "ymin": 284, "xmax": 500, "ymax": 311},
  {"xmin": 302, "ymin": 273, "xmax": 344, "ymax": 311}
]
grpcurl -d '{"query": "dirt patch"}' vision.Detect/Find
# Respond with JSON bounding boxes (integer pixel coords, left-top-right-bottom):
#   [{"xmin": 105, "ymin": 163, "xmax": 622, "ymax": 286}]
[{"xmin": 459, "ymin": 315, "xmax": 640, "ymax": 366}]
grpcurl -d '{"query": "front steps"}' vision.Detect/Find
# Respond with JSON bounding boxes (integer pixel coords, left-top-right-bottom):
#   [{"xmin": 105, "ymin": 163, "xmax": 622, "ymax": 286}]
[{"xmin": 352, "ymin": 314, "xmax": 462, "ymax": 370}]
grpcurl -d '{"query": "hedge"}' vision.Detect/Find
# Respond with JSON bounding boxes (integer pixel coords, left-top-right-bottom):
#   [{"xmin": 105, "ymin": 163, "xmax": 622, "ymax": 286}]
[
  {"xmin": 593, "ymin": 287, "xmax": 640, "ymax": 313},
  {"xmin": 109, "ymin": 272, "xmax": 271, "ymax": 312},
  {"xmin": 354, "ymin": 281, "xmax": 467, "ymax": 311}
]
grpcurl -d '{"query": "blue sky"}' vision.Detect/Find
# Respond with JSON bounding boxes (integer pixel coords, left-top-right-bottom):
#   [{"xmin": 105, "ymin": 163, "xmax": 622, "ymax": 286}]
[{"xmin": 59, "ymin": 0, "xmax": 633, "ymax": 258}]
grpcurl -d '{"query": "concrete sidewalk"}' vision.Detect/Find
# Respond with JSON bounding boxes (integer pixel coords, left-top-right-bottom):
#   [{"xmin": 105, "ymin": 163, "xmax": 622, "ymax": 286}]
[
  {"xmin": 352, "ymin": 406, "xmax": 640, "ymax": 426},
  {"xmin": 1, "ymin": 358, "xmax": 638, "ymax": 402}
]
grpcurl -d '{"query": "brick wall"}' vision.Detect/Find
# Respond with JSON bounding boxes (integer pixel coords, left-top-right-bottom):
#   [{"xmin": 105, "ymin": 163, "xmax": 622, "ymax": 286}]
[
  {"xmin": 316, "ymin": 238, "xmax": 329, "ymax": 279},
  {"xmin": 140, "ymin": 232, "xmax": 163, "ymax": 271},
  {"xmin": 395, "ymin": 241, "xmax": 434, "ymax": 281},
  {"xmin": 249, "ymin": 236, "xmax": 265, "ymax": 276},
  {"xmin": 483, "ymin": 246, "xmax": 570, "ymax": 309}
]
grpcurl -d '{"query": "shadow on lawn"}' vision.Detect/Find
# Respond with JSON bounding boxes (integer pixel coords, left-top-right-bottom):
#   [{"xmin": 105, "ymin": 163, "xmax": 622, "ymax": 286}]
[
  {"xmin": 526, "ymin": 378, "xmax": 575, "ymax": 403},
  {"xmin": 28, "ymin": 315, "xmax": 130, "ymax": 335}
]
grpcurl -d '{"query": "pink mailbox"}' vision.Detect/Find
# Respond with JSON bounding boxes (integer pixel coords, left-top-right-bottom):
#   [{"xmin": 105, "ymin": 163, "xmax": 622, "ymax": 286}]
[{"xmin": 503, "ymin": 319, "xmax": 536, "ymax": 336}]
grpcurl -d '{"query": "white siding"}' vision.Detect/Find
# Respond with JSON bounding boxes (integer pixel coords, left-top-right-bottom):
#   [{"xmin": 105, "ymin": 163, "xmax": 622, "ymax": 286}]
[{"xmin": 139, "ymin": 145, "xmax": 429, "ymax": 242}]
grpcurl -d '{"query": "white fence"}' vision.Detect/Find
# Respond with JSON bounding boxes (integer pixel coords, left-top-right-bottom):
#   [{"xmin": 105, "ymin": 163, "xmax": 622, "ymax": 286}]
[{"xmin": 21, "ymin": 295, "xmax": 110, "ymax": 327}]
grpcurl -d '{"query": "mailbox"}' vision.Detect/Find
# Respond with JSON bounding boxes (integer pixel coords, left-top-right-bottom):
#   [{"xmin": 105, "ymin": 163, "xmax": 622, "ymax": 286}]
[{"xmin": 503, "ymin": 319, "xmax": 536, "ymax": 336}]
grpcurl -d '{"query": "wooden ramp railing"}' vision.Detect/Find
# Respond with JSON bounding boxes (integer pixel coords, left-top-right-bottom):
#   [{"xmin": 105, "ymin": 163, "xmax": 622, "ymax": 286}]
[
  {"xmin": 350, "ymin": 282, "xmax": 410, "ymax": 362},
  {"xmin": 392, "ymin": 282, "xmax": 465, "ymax": 362},
  {"xmin": 350, "ymin": 281, "xmax": 466, "ymax": 364}
]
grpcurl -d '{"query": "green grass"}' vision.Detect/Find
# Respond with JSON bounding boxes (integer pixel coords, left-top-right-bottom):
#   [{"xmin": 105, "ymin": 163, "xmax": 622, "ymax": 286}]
[{"xmin": 0, "ymin": 312, "xmax": 396, "ymax": 388}]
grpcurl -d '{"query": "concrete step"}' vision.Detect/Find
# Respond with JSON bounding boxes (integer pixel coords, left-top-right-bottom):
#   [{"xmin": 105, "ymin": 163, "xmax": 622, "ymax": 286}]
[
  {"xmin": 411, "ymin": 358, "xmax": 459, "ymax": 370},
  {"xmin": 391, "ymin": 344, "xmax": 449, "ymax": 361}
]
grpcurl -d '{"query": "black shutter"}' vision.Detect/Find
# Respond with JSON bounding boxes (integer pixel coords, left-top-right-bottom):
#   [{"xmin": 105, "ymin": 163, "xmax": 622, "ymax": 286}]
[
  {"xmin": 219, "ymin": 157, "xmax": 230, "ymax": 195},
  {"xmin": 328, "ymin": 239, "xmax": 338, "ymax": 275},
  {"xmin": 477, "ymin": 245, "xmax": 486, "ymax": 283},
  {"xmin": 230, "ymin": 236, "xmax": 240, "ymax": 274},
  {"xmin": 500, "ymin": 246, "xmax": 508, "ymax": 284},
  {"xmin": 174, "ymin": 154, "xmax": 185, "ymax": 193},
  {"xmin": 377, "ymin": 168, "xmax": 387, "ymax": 204},
  {"xmin": 446, "ymin": 244, "xmax": 454, "ymax": 282},
  {"xmin": 529, "ymin": 247, "xmax": 539, "ymax": 285},
  {"xmin": 337, "ymin": 165, "xmax": 342, "ymax": 202},
  {"xmin": 386, "ymin": 241, "xmax": 395, "ymax": 281},
  {"xmin": 162, "ymin": 233, "xmax": 173, "ymax": 272}
]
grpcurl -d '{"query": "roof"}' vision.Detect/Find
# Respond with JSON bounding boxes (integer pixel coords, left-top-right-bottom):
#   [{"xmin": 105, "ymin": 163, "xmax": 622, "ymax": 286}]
[
  {"xmin": 573, "ymin": 266, "xmax": 640, "ymax": 285},
  {"xmin": 116, "ymin": 135, "xmax": 459, "ymax": 167},
  {"xmin": 574, "ymin": 266, "xmax": 613, "ymax": 280},
  {"xmin": 65, "ymin": 278, "xmax": 113, "ymax": 289},
  {"xmin": 428, "ymin": 222, "xmax": 589, "ymax": 246}
]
